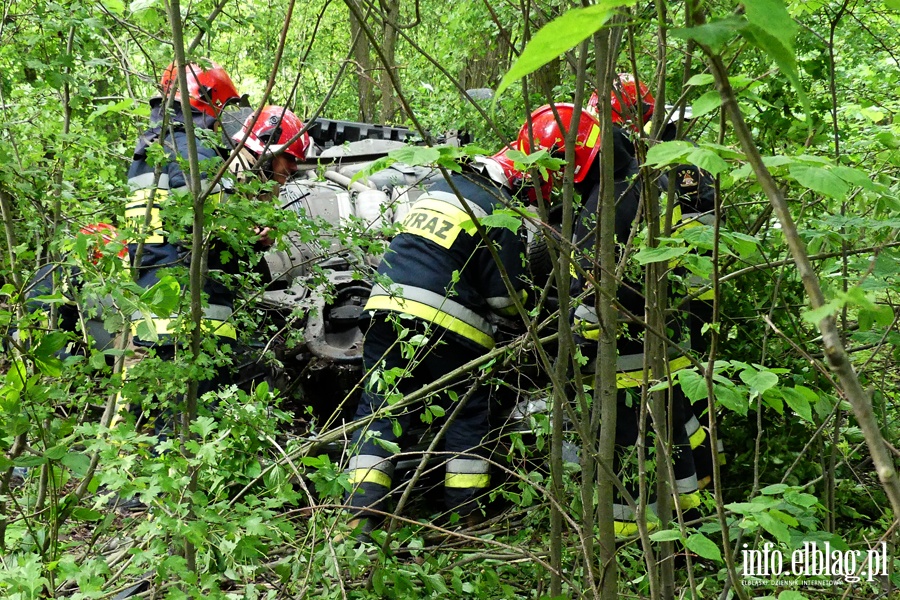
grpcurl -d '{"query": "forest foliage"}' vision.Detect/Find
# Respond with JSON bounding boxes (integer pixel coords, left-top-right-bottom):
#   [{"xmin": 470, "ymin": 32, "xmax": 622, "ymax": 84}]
[{"xmin": 1, "ymin": 0, "xmax": 899, "ymax": 598}]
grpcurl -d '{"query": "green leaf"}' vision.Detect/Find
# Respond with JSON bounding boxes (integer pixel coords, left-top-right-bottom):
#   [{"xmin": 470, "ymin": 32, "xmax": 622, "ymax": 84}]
[
  {"xmin": 72, "ymin": 507, "xmax": 104, "ymax": 521},
  {"xmin": 831, "ymin": 166, "xmax": 880, "ymax": 191},
  {"xmin": 686, "ymin": 74, "xmax": 715, "ymax": 86},
  {"xmin": 690, "ymin": 91, "xmax": 722, "ymax": 118},
  {"xmin": 389, "ymin": 146, "xmax": 441, "ymax": 166},
  {"xmin": 6, "ymin": 360, "xmax": 28, "ymax": 391},
  {"xmin": 685, "ymin": 533, "xmax": 723, "ymax": 562},
  {"xmin": 781, "ymin": 387, "xmax": 813, "ymax": 422},
  {"xmin": 760, "ymin": 483, "xmax": 789, "ymax": 495},
  {"xmin": 101, "ymin": 0, "xmax": 125, "ymax": 14},
  {"xmin": 35, "ymin": 355, "xmax": 63, "ymax": 377},
  {"xmin": 645, "ymin": 141, "xmax": 693, "ymax": 168},
  {"xmin": 45, "ymin": 445, "xmax": 67, "ymax": 461},
  {"xmin": 134, "ymin": 318, "xmax": 158, "ymax": 343},
  {"xmin": 744, "ymin": 0, "xmax": 798, "ymax": 51},
  {"xmin": 778, "ymin": 591, "xmax": 808, "ymax": 600},
  {"xmin": 789, "ymin": 165, "xmax": 849, "ymax": 199},
  {"xmin": 719, "ymin": 231, "xmax": 760, "ymax": 258},
  {"xmin": 496, "ymin": 1, "xmax": 636, "ymax": 98},
  {"xmin": 756, "ymin": 511, "xmax": 791, "ymax": 544},
  {"xmin": 255, "ymin": 381, "xmax": 270, "ymax": 401},
  {"xmin": 671, "ymin": 17, "xmax": 746, "ymax": 53},
  {"xmin": 140, "ymin": 276, "xmax": 180, "ymax": 316},
  {"xmin": 61, "ymin": 452, "xmax": 91, "ymax": 477},
  {"xmin": 785, "ymin": 491, "xmax": 818, "ymax": 507},
  {"xmin": 686, "ymin": 148, "xmax": 729, "ymax": 176},
  {"xmin": 715, "ymin": 383, "xmax": 748, "ymax": 416},
  {"xmin": 89, "ymin": 351, "xmax": 108, "ymax": 370},
  {"xmin": 859, "ymin": 305, "xmax": 894, "ymax": 330},
  {"xmin": 649, "ymin": 529, "xmax": 683, "ymax": 542},
  {"xmin": 479, "ymin": 211, "xmax": 523, "ymax": 234},
  {"xmin": 676, "ymin": 369, "xmax": 708, "ymax": 402},
  {"xmin": 769, "ymin": 508, "xmax": 799, "ymax": 527},
  {"xmin": 88, "ymin": 98, "xmax": 135, "ymax": 123},
  {"xmin": 725, "ymin": 501, "xmax": 762, "ymax": 514},
  {"xmin": 634, "ymin": 246, "xmax": 689, "ymax": 265},
  {"xmin": 801, "ymin": 299, "xmax": 841, "ymax": 325},
  {"xmin": 34, "ymin": 332, "xmax": 68, "ymax": 358},
  {"xmin": 739, "ymin": 368, "xmax": 778, "ymax": 395}
]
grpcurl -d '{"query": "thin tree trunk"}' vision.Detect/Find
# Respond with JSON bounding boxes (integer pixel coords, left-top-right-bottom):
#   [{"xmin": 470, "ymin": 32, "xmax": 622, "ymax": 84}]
[
  {"xmin": 379, "ymin": 0, "xmax": 401, "ymax": 123},
  {"xmin": 594, "ymin": 24, "xmax": 622, "ymax": 600},
  {"xmin": 348, "ymin": 0, "xmax": 375, "ymax": 122}
]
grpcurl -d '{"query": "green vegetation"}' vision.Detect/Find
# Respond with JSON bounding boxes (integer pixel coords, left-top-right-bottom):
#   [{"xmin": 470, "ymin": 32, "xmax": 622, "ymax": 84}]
[{"xmin": 1, "ymin": 0, "xmax": 899, "ymax": 598}]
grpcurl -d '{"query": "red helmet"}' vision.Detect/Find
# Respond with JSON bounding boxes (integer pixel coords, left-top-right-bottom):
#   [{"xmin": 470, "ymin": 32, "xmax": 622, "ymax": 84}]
[
  {"xmin": 160, "ymin": 61, "xmax": 241, "ymax": 118},
  {"xmin": 517, "ymin": 104, "xmax": 601, "ymax": 184},
  {"xmin": 234, "ymin": 106, "xmax": 310, "ymax": 161},
  {"xmin": 79, "ymin": 223, "xmax": 128, "ymax": 264},
  {"xmin": 610, "ymin": 73, "xmax": 654, "ymax": 126}
]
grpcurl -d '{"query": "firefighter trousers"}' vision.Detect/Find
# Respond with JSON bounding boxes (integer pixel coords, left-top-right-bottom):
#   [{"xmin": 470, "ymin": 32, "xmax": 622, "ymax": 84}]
[
  {"xmin": 612, "ymin": 384, "xmax": 699, "ymax": 536},
  {"xmin": 345, "ymin": 314, "xmax": 492, "ymax": 519}
]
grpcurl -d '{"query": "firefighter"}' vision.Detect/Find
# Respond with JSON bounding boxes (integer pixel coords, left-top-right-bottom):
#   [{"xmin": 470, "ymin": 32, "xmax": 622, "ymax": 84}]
[
  {"xmin": 519, "ymin": 103, "xmax": 699, "ymax": 536},
  {"xmin": 658, "ymin": 106, "xmax": 721, "ymax": 489},
  {"xmin": 17, "ymin": 223, "xmax": 129, "ymax": 358},
  {"xmin": 229, "ymin": 105, "xmax": 313, "ymax": 253},
  {"xmin": 586, "ymin": 72, "xmax": 654, "ymax": 130},
  {"xmin": 590, "ymin": 77, "xmax": 723, "ymax": 489},
  {"xmin": 343, "ymin": 147, "xmax": 530, "ymax": 538},
  {"xmin": 230, "ymin": 105, "xmax": 311, "ymax": 187},
  {"xmin": 122, "ymin": 60, "xmax": 249, "ymax": 437}
]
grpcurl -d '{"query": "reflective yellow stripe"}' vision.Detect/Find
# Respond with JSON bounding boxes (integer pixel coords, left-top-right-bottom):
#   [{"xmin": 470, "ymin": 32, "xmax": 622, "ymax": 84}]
[
  {"xmin": 131, "ymin": 318, "xmax": 237, "ymax": 340},
  {"xmin": 445, "ymin": 473, "xmax": 490, "ymax": 489},
  {"xmin": 697, "ymin": 476, "xmax": 712, "ymax": 490},
  {"xmin": 616, "ymin": 355, "xmax": 692, "ymax": 389},
  {"xmin": 615, "ymin": 519, "xmax": 658, "ymax": 537},
  {"xmin": 689, "ymin": 426, "xmax": 707, "ymax": 449},
  {"xmin": 585, "ymin": 123, "xmax": 600, "ymax": 148},
  {"xmin": 717, "ymin": 453, "xmax": 727, "ymax": 466},
  {"xmin": 577, "ymin": 320, "xmax": 600, "ymax": 340},
  {"xmin": 678, "ymin": 491, "xmax": 701, "ymax": 511},
  {"xmin": 348, "ymin": 468, "xmax": 392, "ymax": 489},
  {"xmin": 365, "ymin": 295, "xmax": 494, "ymax": 349}
]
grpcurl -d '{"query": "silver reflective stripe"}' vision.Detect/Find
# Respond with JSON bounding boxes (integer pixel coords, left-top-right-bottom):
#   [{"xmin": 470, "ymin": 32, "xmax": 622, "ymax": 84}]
[
  {"xmin": 418, "ymin": 191, "xmax": 489, "ymax": 219},
  {"xmin": 613, "ymin": 502, "xmax": 636, "ymax": 521},
  {"xmin": 370, "ymin": 283, "xmax": 492, "ymax": 337},
  {"xmin": 617, "ymin": 353, "xmax": 645, "ymax": 372},
  {"xmin": 675, "ymin": 473, "xmax": 698, "ymax": 494},
  {"xmin": 128, "ymin": 172, "xmax": 171, "ymax": 190},
  {"xmin": 717, "ymin": 439, "xmax": 724, "ymax": 452},
  {"xmin": 486, "ymin": 296, "xmax": 515, "ymax": 310},
  {"xmin": 129, "ymin": 303, "xmax": 233, "ymax": 323},
  {"xmin": 348, "ymin": 454, "xmax": 395, "ymax": 477},
  {"xmin": 678, "ymin": 211, "xmax": 716, "ymax": 227},
  {"xmin": 685, "ymin": 415, "xmax": 701, "ymax": 436},
  {"xmin": 447, "ymin": 458, "xmax": 489, "ymax": 474},
  {"xmin": 574, "ymin": 303, "xmax": 598, "ymax": 323}
]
